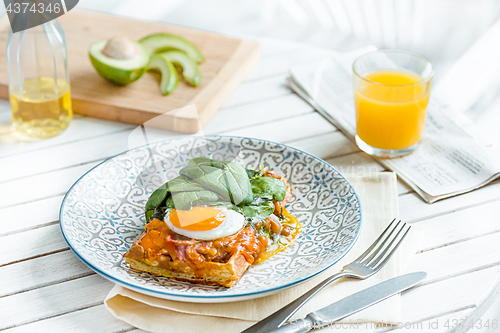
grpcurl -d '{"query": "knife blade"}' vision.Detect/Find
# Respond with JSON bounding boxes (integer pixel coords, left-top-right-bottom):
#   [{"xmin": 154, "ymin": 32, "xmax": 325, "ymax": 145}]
[{"xmin": 245, "ymin": 271, "xmax": 427, "ymax": 333}]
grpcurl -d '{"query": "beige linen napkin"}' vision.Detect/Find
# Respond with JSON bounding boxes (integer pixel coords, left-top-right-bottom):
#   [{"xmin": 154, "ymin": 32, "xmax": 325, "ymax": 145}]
[{"xmin": 105, "ymin": 172, "xmax": 424, "ymax": 332}]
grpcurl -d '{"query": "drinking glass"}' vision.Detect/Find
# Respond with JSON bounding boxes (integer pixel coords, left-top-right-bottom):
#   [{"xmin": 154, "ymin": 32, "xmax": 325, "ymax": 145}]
[{"xmin": 353, "ymin": 49, "xmax": 434, "ymax": 158}]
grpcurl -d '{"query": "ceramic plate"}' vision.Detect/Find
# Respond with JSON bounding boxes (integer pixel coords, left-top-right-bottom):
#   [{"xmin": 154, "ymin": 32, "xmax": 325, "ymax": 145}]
[{"xmin": 60, "ymin": 135, "xmax": 362, "ymax": 303}]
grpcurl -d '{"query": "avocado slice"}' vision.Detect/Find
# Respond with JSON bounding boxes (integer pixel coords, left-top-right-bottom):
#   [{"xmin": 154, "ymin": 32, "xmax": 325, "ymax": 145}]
[
  {"xmin": 161, "ymin": 50, "xmax": 202, "ymax": 87},
  {"xmin": 148, "ymin": 53, "xmax": 179, "ymax": 95},
  {"xmin": 89, "ymin": 39, "xmax": 149, "ymax": 85},
  {"xmin": 140, "ymin": 33, "xmax": 205, "ymax": 63}
]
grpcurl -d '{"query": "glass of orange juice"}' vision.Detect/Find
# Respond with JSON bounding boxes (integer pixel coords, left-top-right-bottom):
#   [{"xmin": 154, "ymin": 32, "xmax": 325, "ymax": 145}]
[{"xmin": 353, "ymin": 49, "xmax": 434, "ymax": 158}]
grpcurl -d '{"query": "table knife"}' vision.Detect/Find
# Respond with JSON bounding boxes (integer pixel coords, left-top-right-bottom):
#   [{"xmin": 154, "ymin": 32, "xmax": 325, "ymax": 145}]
[{"xmin": 245, "ymin": 271, "xmax": 427, "ymax": 333}]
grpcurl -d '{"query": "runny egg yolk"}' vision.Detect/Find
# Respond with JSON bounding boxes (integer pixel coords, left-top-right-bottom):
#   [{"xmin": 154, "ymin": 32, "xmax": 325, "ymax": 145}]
[{"xmin": 169, "ymin": 207, "xmax": 225, "ymax": 231}]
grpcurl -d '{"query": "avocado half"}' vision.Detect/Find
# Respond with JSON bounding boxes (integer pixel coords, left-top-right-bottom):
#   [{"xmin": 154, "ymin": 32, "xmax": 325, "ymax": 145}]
[{"xmin": 89, "ymin": 39, "xmax": 150, "ymax": 85}]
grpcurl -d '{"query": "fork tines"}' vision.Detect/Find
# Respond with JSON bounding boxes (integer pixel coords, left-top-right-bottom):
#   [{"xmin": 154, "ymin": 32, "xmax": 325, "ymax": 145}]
[{"xmin": 356, "ymin": 219, "xmax": 411, "ymax": 270}]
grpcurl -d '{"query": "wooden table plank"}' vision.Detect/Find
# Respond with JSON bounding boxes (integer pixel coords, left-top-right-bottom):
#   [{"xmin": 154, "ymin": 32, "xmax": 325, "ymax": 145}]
[
  {"xmin": 0, "ymin": 275, "xmax": 113, "ymax": 330},
  {"xmin": 223, "ymin": 74, "xmax": 291, "ymax": 108},
  {"xmin": 0, "ymin": 162, "xmax": 100, "ymax": 209},
  {"xmin": 408, "ymin": 233, "xmax": 500, "ymax": 284},
  {"xmin": 204, "ymin": 94, "xmax": 313, "ymax": 134},
  {"xmin": 0, "ymin": 118, "xmax": 133, "ymax": 159},
  {"xmin": 0, "ymin": 195, "xmax": 64, "ymax": 237},
  {"xmin": 0, "ymin": 224, "xmax": 68, "ymax": 266},
  {"xmin": 246, "ymin": 46, "xmax": 341, "ymax": 82},
  {"xmin": 400, "ymin": 182, "xmax": 500, "ymax": 223},
  {"xmin": 401, "ymin": 265, "xmax": 500, "ymax": 323},
  {"xmin": 222, "ymin": 112, "xmax": 335, "ymax": 143},
  {"xmin": 416, "ymin": 199, "xmax": 500, "ymax": 252},
  {"xmin": 2, "ymin": 304, "xmax": 134, "ymax": 333},
  {"xmin": 0, "ymin": 250, "xmax": 92, "ymax": 297}
]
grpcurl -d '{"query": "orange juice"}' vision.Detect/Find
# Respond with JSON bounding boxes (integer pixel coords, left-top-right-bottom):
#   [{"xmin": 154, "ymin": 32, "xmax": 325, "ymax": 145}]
[{"xmin": 354, "ymin": 69, "xmax": 431, "ymax": 150}]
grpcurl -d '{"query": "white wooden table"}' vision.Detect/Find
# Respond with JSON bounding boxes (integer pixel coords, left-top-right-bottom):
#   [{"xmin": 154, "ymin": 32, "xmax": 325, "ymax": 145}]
[{"xmin": 2, "ymin": 8, "xmax": 500, "ymax": 333}]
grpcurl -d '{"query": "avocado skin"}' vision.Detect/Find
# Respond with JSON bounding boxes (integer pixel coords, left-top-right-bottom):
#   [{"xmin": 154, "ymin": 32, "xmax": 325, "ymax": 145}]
[{"xmin": 89, "ymin": 53, "xmax": 149, "ymax": 85}]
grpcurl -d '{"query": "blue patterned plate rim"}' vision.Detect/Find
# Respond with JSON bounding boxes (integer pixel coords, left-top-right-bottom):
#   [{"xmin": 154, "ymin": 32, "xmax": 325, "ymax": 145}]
[{"xmin": 59, "ymin": 135, "xmax": 362, "ymax": 300}]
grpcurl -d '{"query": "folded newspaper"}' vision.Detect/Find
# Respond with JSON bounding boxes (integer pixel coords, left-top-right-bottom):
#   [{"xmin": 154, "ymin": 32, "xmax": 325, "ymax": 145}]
[{"xmin": 289, "ymin": 48, "xmax": 500, "ymax": 203}]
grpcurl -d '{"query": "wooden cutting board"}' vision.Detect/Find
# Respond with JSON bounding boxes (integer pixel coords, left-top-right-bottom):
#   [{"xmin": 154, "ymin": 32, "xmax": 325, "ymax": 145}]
[{"xmin": 0, "ymin": 10, "xmax": 260, "ymax": 133}]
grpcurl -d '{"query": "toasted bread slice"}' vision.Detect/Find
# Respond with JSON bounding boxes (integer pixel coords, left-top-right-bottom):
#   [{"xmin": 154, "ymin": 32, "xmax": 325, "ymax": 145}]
[{"xmin": 123, "ymin": 223, "xmax": 255, "ymax": 287}]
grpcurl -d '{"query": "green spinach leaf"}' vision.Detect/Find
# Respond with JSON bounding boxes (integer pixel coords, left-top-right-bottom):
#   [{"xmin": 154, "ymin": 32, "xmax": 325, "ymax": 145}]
[
  {"xmin": 145, "ymin": 185, "xmax": 169, "ymax": 212},
  {"xmin": 240, "ymin": 201, "xmax": 275, "ymax": 219},
  {"xmin": 180, "ymin": 157, "xmax": 253, "ymax": 205},
  {"xmin": 251, "ymin": 177, "xmax": 287, "ymax": 201}
]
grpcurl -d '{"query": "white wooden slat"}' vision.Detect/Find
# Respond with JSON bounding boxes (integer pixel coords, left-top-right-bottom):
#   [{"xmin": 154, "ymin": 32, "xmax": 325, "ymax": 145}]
[
  {"xmin": 256, "ymin": 37, "xmax": 305, "ymax": 57},
  {"xmin": 286, "ymin": 131, "xmax": 358, "ymax": 160},
  {"xmin": 400, "ymin": 181, "xmax": 500, "ymax": 223},
  {"xmin": 0, "ymin": 117, "xmax": 133, "ymax": 159},
  {"xmin": 204, "ymin": 94, "xmax": 313, "ymax": 135},
  {"xmin": 0, "ymin": 162, "xmax": 99, "ymax": 209},
  {"xmin": 401, "ymin": 265, "xmax": 500, "ymax": 323},
  {"xmin": 0, "ymin": 250, "xmax": 92, "ymax": 297},
  {"xmin": 0, "ymin": 107, "xmax": 12, "ymax": 120},
  {"xmin": 416, "ymin": 199, "xmax": 500, "ymax": 252},
  {"xmin": 0, "ymin": 224, "xmax": 67, "ymax": 266},
  {"xmin": 0, "ymin": 130, "xmax": 134, "ymax": 183},
  {"xmin": 0, "ymin": 195, "xmax": 64, "ymax": 236},
  {"xmin": 2, "ymin": 304, "xmax": 134, "ymax": 333},
  {"xmin": 0, "ymin": 275, "xmax": 113, "ymax": 330},
  {"xmin": 221, "ymin": 112, "xmax": 335, "ymax": 144},
  {"xmin": 0, "ymin": 115, "xmax": 14, "ymax": 136},
  {"xmin": 0, "ymin": 99, "xmax": 11, "ymax": 110},
  {"xmin": 245, "ymin": 42, "xmax": 340, "ymax": 82},
  {"xmin": 407, "ymin": 232, "xmax": 500, "ymax": 284},
  {"xmin": 222, "ymin": 74, "xmax": 291, "ymax": 109}
]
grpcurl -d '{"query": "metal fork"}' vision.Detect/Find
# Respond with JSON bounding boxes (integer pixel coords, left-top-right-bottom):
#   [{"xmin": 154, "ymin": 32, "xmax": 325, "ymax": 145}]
[{"xmin": 242, "ymin": 219, "xmax": 411, "ymax": 333}]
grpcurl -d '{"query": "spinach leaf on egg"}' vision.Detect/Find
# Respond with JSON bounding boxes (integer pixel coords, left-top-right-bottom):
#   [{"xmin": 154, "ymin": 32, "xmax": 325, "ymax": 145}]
[{"xmin": 180, "ymin": 157, "xmax": 253, "ymax": 206}]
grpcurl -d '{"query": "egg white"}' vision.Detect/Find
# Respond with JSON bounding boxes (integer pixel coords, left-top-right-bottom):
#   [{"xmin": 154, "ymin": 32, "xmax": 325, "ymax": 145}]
[{"xmin": 164, "ymin": 206, "xmax": 246, "ymax": 240}]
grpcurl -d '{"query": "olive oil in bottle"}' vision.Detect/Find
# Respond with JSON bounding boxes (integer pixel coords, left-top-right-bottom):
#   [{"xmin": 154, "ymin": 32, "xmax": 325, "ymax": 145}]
[
  {"xmin": 10, "ymin": 77, "xmax": 72, "ymax": 138},
  {"xmin": 7, "ymin": 20, "xmax": 72, "ymax": 139}
]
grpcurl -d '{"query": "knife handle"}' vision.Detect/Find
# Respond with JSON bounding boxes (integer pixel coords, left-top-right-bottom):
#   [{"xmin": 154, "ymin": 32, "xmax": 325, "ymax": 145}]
[{"xmin": 268, "ymin": 318, "xmax": 314, "ymax": 333}]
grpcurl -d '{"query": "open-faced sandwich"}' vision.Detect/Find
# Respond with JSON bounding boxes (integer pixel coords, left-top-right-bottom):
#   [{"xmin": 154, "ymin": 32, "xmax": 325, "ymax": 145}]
[{"xmin": 124, "ymin": 157, "xmax": 301, "ymax": 287}]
